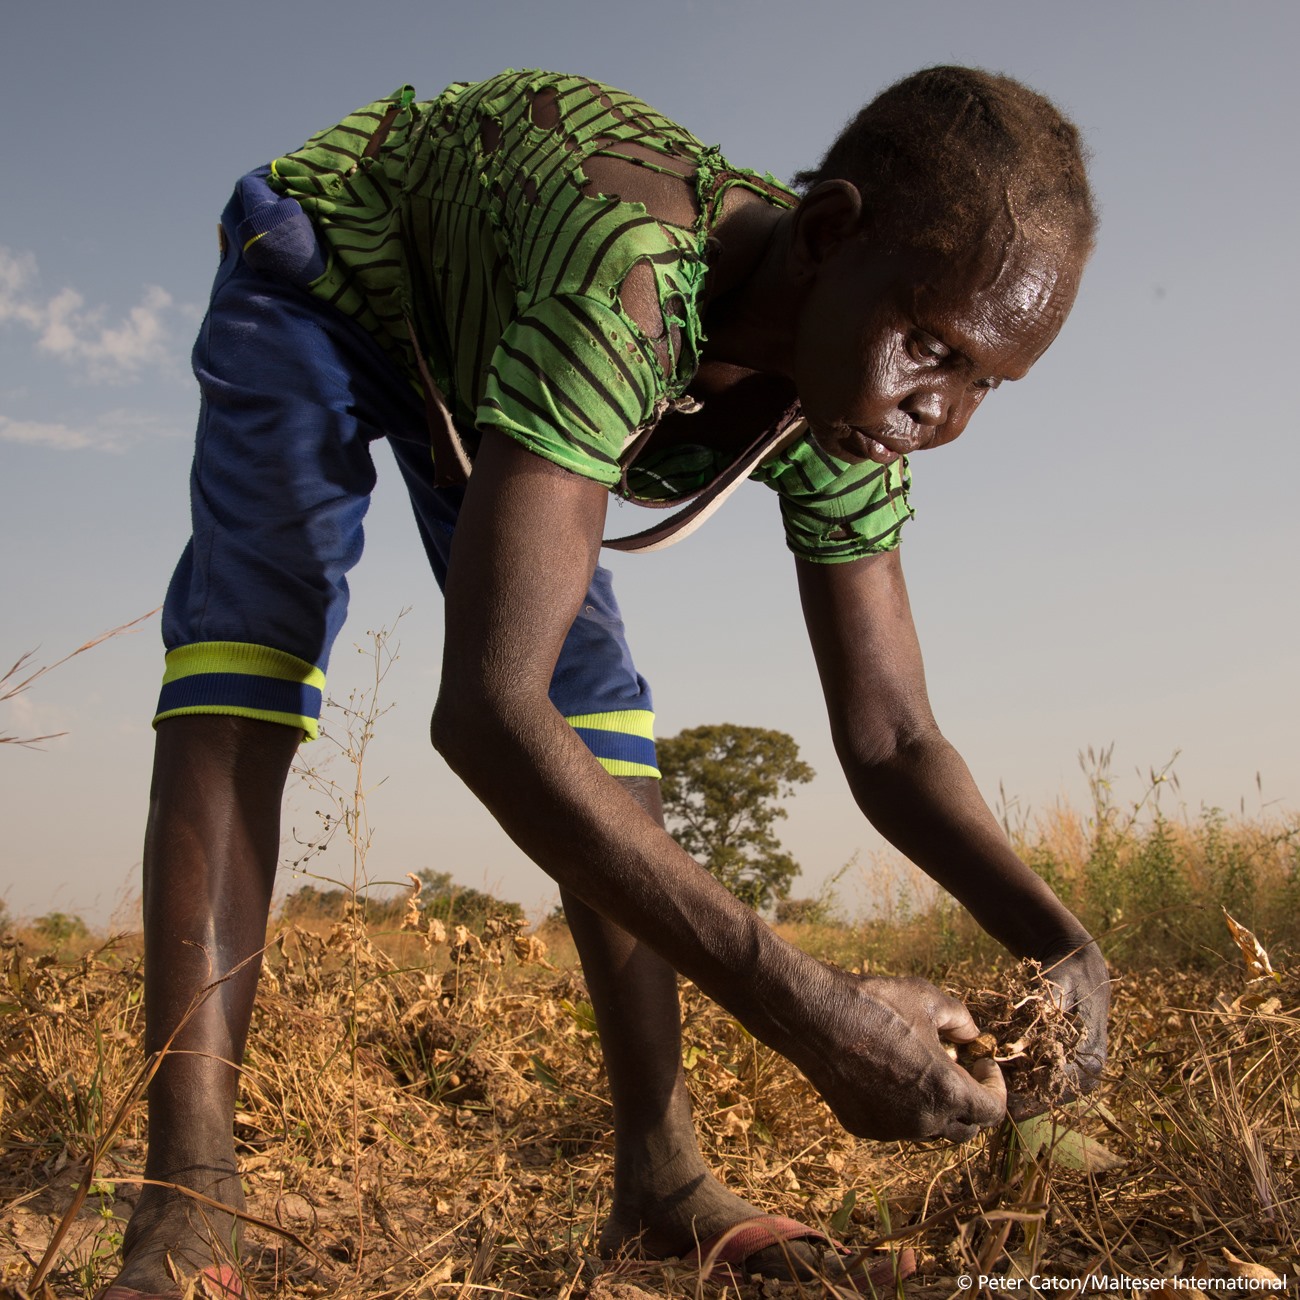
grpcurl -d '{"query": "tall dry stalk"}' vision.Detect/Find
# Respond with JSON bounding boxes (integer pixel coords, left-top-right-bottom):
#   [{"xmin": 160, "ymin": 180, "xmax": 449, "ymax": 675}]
[
  {"xmin": 285, "ymin": 615, "xmax": 405, "ymax": 1281},
  {"xmin": 1, "ymin": 610, "xmax": 158, "ymax": 747}
]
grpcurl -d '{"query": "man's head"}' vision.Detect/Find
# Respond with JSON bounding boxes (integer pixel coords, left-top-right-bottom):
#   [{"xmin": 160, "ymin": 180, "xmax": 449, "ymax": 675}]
[
  {"xmin": 786, "ymin": 67, "xmax": 1095, "ymax": 464},
  {"xmin": 792, "ymin": 65, "xmax": 1097, "ymax": 267}
]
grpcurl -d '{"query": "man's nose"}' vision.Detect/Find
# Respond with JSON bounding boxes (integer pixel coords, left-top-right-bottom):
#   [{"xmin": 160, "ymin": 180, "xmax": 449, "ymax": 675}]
[{"xmin": 901, "ymin": 386, "xmax": 947, "ymax": 426}]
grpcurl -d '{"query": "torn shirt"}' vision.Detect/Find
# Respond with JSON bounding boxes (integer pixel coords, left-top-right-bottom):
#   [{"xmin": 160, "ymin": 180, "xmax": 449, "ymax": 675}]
[{"xmin": 267, "ymin": 70, "xmax": 913, "ymax": 561}]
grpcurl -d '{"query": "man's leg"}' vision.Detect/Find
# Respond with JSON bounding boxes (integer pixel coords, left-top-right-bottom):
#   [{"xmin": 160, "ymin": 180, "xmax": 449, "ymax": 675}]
[
  {"xmin": 111, "ymin": 715, "xmax": 299, "ymax": 1293},
  {"xmin": 386, "ymin": 453, "xmax": 823, "ymax": 1275},
  {"xmin": 569, "ymin": 775, "xmax": 820, "ymax": 1275},
  {"xmin": 105, "ymin": 163, "xmax": 408, "ymax": 1294}
]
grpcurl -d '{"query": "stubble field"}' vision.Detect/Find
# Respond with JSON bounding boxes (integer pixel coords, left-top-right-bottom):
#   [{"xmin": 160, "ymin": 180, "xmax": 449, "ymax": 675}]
[{"xmin": 1, "ymin": 792, "xmax": 1297, "ymax": 1300}]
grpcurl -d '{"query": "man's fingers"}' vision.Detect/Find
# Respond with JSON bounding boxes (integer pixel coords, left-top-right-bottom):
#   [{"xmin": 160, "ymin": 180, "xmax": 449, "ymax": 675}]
[
  {"xmin": 933, "ymin": 1056, "xmax": 1007, "ymax": 1142},
  {"xmin": 952, "ymin": 1056, "xmax": 1007, "ymax": 1133},
  {"xmin": 936, "ymin": 1061, "xmax": 1005, "ymax": 1141},
  {"xmin": 929, "ymin": 989, "xmax": 982, "ymax": 1043}
]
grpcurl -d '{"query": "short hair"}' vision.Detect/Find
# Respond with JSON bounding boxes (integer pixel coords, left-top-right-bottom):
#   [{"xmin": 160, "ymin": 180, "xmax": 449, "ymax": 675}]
[{"xmin": 792, "ymin": 66, "xmax": 1097, "ymax": 265}]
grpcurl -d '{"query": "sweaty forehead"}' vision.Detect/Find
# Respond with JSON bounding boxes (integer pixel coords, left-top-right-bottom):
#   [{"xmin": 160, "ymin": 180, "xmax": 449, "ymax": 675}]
[{"xmin": 913, "ymin": 240, "xmax": 1082, "ymax": 374}]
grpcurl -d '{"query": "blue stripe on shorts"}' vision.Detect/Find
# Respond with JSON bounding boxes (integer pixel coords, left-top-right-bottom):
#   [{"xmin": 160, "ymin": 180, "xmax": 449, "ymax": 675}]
[
  {"xmin": 157, "ymin": 673, "xmax": 323, "ymax": 721},
  {"xmin": 570, "ymin": 727, "xmax": 658, "ymax": 770}
]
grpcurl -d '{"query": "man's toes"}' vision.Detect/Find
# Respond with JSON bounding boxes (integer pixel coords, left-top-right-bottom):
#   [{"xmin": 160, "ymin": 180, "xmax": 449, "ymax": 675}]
[{"xmin": 740, "ymin": 1239, "xmax": 822, "ymax": 1280}]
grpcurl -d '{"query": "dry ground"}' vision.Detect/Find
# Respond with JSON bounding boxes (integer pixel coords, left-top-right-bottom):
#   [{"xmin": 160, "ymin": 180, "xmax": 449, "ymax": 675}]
[{"xmin": 1, "ymin": 907, "xmax": 1296, "ymax": 1299}]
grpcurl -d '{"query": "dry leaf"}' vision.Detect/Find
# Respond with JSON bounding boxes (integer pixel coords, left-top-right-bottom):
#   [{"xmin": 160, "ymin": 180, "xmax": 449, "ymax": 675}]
[
  {"xmin": 1221, "ymin": 1248, "xmax": 1282, "ymax": 1282},
  {"xmin": 512, "ymin": 932, "xmax": 550, "ymax": 966},
  {"xmin": 1222, "ymin": 909, "xmax": 1281, "ymax": 983},
  {"xmin": 401, "ymin": 872, "xmax": 424, "ymax": 931},
  {"xmin": 1015, "ymin": 1114, "xmax": 1126, "ymax": 1173},
  {"xmin": 720, "ymin": 1107, "xmax": 751, "ymax": 1138},
  {"xmin": 450, "ymin": 925, "xmax": 482, "ymax": 964}
]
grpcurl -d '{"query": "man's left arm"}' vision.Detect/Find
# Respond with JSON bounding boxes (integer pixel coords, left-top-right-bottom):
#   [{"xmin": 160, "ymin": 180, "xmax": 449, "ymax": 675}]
[{"xmin": 796, "ymin": 547, "xmax": 1109, "ymax": 1092}]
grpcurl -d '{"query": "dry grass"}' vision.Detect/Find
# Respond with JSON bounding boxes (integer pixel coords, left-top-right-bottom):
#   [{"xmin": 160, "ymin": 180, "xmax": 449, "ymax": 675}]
[
  {"xmin": 1, "ymin": 612, "xmax": 157, "ymax": 749},
  {"xmin": 4, "ymin": 637, "xmax": 1295, "ymax": 1295},
  {"xmin": 1, "ymin": 909, "xmax": 1295, "ymax": 1298}
]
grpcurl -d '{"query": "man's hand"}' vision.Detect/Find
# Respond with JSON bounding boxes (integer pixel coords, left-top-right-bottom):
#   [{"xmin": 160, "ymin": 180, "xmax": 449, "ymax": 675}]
[
  {"xmin": 1043, "ymin": 943, "xmax": 1110, "ymax": 1088},
  {"xmin": 794, "ymin": 969, "xmax": 1006, "ymax": 1142},
  {"xmin": 1002, "ymin": 942, "xmax": 1109, "ymax": 1121}
]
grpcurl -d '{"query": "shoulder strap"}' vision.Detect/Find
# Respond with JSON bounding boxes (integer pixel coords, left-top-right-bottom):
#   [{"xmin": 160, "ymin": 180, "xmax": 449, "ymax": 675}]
[
  {"xmin": 402, "ymin": 311, "xmax": 801, "ymax": 550},
  {"xmin": 404, "ymin": 314, "xmax": 473, "ymax": 489},
  {"xmin": 601, "ymin": 412, "xmax": 805, "ymax": 553}
]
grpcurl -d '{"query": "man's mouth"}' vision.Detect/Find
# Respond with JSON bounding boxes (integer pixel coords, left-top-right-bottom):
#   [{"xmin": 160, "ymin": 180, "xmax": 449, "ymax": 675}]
[{"xmin": 852, "ymin": 428, "xmax": 910, "ymax": 465}]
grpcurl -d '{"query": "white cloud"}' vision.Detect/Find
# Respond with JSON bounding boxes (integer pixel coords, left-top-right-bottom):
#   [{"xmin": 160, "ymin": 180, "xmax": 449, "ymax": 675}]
[
  {"xmin": 0, "ymin": 415, "xmax": 97, "ymax": 451},
  {"xmin": 0, "ymin": 246, "xmax": 187, "ymax": 384},
  {"xmin": 0, "ymin": 408, "xmax": 174, "ymax": 453}
]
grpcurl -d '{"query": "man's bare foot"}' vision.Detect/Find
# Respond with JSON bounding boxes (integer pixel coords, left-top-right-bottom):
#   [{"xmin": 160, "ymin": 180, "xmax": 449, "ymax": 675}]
[{"xmin": 106, "ymin": 1164, "xmax": 243, "ymax": 1295}]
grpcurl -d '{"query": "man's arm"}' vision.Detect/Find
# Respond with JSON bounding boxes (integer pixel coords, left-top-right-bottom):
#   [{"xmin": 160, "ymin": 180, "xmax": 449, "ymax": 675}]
[
  {"xmin": 796, "ymin": 547, "xmax": 1109, "ymax": 1088},
  {"xmin": 432, "ymin": 429, "xmax": 1007, "ymax": 1140}
]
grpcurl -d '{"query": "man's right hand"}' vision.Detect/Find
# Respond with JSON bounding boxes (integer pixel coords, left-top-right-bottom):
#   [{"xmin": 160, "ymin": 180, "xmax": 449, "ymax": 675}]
[
  {"xmin": 792, "ymin": 968, "xmax": 1006, "ymax": 1142},
  {"xmin": 437, "ymin": 433, "xmax": 1002, "ymax": 1148}
]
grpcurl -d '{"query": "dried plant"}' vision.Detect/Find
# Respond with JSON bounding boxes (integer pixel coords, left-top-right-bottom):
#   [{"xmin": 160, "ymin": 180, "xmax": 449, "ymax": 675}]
[
  {"xmin": 1, "ymin": 611, "xmax": 157, "ymax": 748},
  {"xmin": 4, "ymin": 664, "xmax": 1297, "ymax": 1294},
  {"xmin": 956, "ymin": 960, "xmax": 1085, "ymax": 1110}
]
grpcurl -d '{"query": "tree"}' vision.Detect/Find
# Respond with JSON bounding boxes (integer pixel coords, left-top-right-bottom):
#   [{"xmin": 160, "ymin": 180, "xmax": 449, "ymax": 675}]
[
  {"xmin": 408, "ymin": 869, "xmax": 525, "ymax": 929},
  {"xmin": 657, "ymin": 724, "xmax": 814, "ymax": 913},
  {"xmin": 33, "ymin": 911, "xmax": 90, "ymax": 947},
  {"xmin": 280, "ymin": 868, "xmax": 523, "ymax": 930}
]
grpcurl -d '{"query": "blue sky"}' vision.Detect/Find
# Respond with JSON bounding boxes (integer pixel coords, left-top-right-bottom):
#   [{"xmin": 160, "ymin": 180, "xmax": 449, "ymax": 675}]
[{"xmin": 2, "ymin": 1, "xmax": 1297, "ymax": 924}]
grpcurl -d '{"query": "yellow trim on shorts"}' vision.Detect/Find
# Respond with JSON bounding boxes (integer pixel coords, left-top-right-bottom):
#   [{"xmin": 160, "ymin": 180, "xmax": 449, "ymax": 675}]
[
  {"xmin": 564, "ymin": 709, "xmax": 656, "ymax": 738},
  {"xmin": 595, "ymin": 758, "xmax": 663, "ymax": 778},
  {"xmin": 154, "ymin": 641, "xmax": 326, "ymax": 740},
  {"xmin": 153, "ymin": 703, "xmax": 318, "ymax": 738},
  {"xmin": 565, "ymin": 708, "xmax": 660, "ymax": 779}
]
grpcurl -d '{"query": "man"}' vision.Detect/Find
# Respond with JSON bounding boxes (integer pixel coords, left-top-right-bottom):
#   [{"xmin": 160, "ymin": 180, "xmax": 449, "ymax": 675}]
[{"xmin": 103, "ymin": 67, "xmax": 1108, "ymax": 1298}]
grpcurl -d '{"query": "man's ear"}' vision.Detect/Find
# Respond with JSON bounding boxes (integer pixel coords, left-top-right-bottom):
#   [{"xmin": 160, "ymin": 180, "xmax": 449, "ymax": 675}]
[{"xmin": 788, "ymin": 180, "xmax": 863, "ymax": 277}]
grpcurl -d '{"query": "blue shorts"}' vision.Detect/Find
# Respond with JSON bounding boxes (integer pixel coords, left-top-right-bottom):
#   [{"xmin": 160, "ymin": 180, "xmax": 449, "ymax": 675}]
[{"xmin": 156, "ymin": 169, "xmax": 658, "ymax": 778}]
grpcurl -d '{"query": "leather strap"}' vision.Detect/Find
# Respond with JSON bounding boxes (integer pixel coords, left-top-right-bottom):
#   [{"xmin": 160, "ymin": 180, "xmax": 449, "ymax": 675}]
[
  {"xmin": 361, "ymin": 101, "xmax": 402, "ymax": 162},
  {"xmin": 601, "ymin": 410, "xmax": 806, "ymax": 553},
  {"xmin": 404, "ymin": 314, "xmax": 473, "ymax": 489},
  {"xmin": 400, "ymin": 311, "xmax": 801, "ymax": 548}
]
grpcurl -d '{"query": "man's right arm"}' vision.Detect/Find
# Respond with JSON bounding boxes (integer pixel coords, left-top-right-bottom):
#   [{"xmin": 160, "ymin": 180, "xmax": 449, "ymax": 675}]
[{"xmin": 431, "ymin": 428, "xmax": 1004, "ymax": 1141}]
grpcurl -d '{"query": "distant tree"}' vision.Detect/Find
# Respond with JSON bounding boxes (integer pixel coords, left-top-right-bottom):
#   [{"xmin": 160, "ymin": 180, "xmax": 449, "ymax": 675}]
[
  {"xmin": 279, "ymin": 870, "xmax": 523, "ymax": 930},
  {"xmin": 33, "ymin": 911, "xmax": 90, "ymax": 946},
  {"xmin": 774, "ymin": 896, "xmax": 836, "ymax": 927},
  {"xmin": 279, "ymin": 884, "xmax": 354, "ymax": 923},
  {"xmin": 410, "ymin": 869, "xmax": 524, "ymax": 929},
  {"xmin": 657, "ymin": 724, "xmax": 814, "ymax": 913}
]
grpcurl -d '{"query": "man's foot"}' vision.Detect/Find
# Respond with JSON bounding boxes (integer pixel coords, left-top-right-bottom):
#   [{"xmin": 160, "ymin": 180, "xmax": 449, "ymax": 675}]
[
  {"xmin": 102, "ymin": 1171, "xmax": 243, "ymax": 1297},
  {"xmin": 687, "ymin": 1217, "xmax": 915, "ymax": 1293},
  {"xmin": 598, "ymin": 1165, "xmax": 826, "ymax": 1280}
]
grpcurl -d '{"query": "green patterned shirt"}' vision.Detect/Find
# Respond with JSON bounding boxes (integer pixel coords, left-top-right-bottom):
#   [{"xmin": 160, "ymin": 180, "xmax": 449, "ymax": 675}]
[{"xmin": 267, "ymin": 70, "xmax": 913, "ymax": 561}]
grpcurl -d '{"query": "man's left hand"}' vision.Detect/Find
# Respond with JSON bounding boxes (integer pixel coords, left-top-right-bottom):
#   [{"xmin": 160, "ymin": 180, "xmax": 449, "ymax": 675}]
[{"xmin": 1010, "ymin": 941, "xmax": 1110, "ymax": 1120}]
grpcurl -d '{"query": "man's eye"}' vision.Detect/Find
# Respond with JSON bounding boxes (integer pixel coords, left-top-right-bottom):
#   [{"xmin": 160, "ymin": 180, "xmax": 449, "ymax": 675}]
[
  {"xmin": 974, "ymin": 376, "xmax": 1003, "ymax": 391},
  {"xmin": 908, "ymin": 333, "xmax": 948, "ymax": 362}
]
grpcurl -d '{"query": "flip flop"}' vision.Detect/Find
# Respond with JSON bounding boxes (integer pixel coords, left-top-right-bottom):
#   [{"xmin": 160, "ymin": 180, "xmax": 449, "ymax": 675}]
[
  {"xmin": 93, "ymin": 1263, "xmax": 244, "ymax": 1300},
  {"xmin": 687, "ymin": 1215, "xmax": 916, "ymax": 1293}
]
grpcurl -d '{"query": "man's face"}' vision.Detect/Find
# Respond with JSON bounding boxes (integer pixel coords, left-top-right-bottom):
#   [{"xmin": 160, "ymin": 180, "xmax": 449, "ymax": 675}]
[{"xmin": 792, "ymin": 236, "xmax": 1084, "ymax": 466}]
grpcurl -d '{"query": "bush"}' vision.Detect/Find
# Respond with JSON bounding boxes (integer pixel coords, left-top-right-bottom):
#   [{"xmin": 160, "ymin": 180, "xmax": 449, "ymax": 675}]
[
  {"xmin": 32, "ymin": 911, "xmax": 90, "ymax": 947},
  {"xmin": 280, "ymin": 869, "xmax": 523, "ymax": 932},
  {"xmin": 1002, "ymin": 783, "xmax": 1300, "ymax": 970}
]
